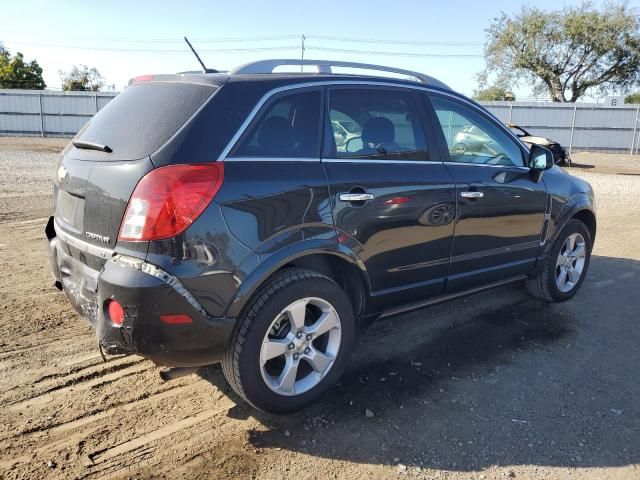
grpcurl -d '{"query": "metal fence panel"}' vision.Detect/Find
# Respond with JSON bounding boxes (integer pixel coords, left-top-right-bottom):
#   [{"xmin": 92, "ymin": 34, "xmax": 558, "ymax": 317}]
[
  {"xmin": 0, "ymin": 89, "xmax": 639, "ymax": 153},
  {"xmin": 0, "ymin": 89, "xmax": 117, "ymax": 137},
  {"xmin": 481, "ymin": 101, "xmax": 639, "ymax": 153}
]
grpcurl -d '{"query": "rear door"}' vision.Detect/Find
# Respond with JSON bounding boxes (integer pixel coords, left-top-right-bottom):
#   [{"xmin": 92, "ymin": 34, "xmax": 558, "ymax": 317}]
[
  {"xmin": 322, "ymin": 85, "xmax": 455, "ymax": 312},
  {"xmin": 425, "ymin": 93, "xmax": 548, "ymax": 292}
]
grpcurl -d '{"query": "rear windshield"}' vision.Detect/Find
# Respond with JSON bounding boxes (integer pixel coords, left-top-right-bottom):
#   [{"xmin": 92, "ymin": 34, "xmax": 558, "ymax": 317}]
[{"xmin": 72, "ymin": 82, "xmax": 215, "ymax": 161}]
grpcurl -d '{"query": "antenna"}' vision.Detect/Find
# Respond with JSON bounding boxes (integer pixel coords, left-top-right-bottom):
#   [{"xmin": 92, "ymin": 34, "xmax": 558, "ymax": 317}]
[{"xmin": 184, "ymin": 36, "xmax": 211, "ymax": 73}]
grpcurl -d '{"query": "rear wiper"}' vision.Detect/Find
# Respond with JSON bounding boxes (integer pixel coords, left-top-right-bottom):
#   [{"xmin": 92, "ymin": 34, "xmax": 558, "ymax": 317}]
[{"xmin": 72, "ymin": 140, "xmax": 112, "ymax": 153}]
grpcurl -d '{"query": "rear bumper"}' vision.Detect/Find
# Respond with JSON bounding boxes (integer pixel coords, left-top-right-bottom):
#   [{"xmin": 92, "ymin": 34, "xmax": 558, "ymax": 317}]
[{"xmin": 46, "ymin": 216, "xmax": 236, "ymax": 367}]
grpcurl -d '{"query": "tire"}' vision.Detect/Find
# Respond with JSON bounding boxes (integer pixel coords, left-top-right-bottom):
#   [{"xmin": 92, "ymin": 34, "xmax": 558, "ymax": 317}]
[
  {"xmin": 222, "ymin": 268, "xmax": 355, "ymax": 413},
  {"xmin": 525, "ymin": 219, "xmax": 592, "ymax": 302}
]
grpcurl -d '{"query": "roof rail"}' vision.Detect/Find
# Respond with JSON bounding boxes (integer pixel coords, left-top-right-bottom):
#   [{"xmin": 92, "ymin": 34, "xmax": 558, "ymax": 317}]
[{"xmin": 229, "ymin": 59, "xmax": 449, "ymax": 89}]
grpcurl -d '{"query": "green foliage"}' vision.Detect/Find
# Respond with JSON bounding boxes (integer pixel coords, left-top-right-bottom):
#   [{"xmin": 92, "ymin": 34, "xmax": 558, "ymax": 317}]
[
  {"xmin": 0, "ymin": 49, "xmax": 46, "ymax": 90},
  {"xmin": 483, "ymin": 2, "xmax": 640, "ymax": 102},
  {"xmin": 473, "ymin": 86, "xmax": 516, "ymax": 101},
  {"xmin": 625, "ymin": 92, "xmax": 640, "ymax": 104},
  {"xmin": 60, "ymin": 65, "xmax": 104, "ymax": 92}
]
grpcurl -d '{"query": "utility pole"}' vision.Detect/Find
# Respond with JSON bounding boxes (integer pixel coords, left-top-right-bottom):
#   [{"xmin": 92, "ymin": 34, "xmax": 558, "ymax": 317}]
[{"xmin": 301, "ymin": 34, "xmax": 305, "ymax": 72}]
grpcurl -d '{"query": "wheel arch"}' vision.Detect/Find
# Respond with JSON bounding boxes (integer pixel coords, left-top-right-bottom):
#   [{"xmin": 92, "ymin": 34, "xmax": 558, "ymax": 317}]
[
  {"xmin": 572, "ymin": 208, "xmax": 596, "ymax": 243},
  {"xmin": 225, "ymin": 243, "xmax": 371, "ymax": 323},
  {"xmin": 545, "ymin": 192, "xmax": 596, "ymax": 256}
]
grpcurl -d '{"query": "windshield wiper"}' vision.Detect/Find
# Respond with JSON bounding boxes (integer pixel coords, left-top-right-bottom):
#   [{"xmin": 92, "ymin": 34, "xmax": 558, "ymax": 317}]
[{"xmin": 72, "ymin": 140, "xmax": 112, "ymax": 153}]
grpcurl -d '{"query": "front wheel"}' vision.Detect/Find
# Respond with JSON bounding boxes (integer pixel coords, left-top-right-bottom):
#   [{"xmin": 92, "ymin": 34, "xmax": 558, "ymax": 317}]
[
  {"xmin": 525, "ymin": 219, "xmax": 592, "ymax": 302},
  {"xmin": 222, "ymin": 269, "xmax": 355, "ymax": 413}
]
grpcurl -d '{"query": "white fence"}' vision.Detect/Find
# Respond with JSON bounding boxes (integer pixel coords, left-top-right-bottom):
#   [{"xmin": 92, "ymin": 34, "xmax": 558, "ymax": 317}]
[
  {"xmin": 483, "ymin": 101, "xmax": 640, "ymax": 154},
  {"xmin": 0, "ymin": 89, "xmax": 116, "ymax": 137},
  {"xmin": 1, "ymin": 89, "xmax": 639, "ymax": 154}
]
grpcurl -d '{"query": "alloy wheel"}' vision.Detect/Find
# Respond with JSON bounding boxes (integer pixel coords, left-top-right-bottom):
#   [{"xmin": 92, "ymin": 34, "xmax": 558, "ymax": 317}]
[
  {"xmin": 555, "ymin": 233, "xmax": 587, "ymax": 293},
  {"xmin": 259, "ymin": 297, "xmax": 342, "ymax": 396}
]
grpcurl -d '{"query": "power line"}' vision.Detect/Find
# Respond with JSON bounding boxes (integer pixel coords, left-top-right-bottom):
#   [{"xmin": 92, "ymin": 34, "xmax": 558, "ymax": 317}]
[
  {"xmin": 4, "ymin": 39, "xmax": 483, "ymax": 59},
  {"xmin": 1, "ymin": 32, "xmax": 300, "ymax": 44},
  {"xmin": 307, "ymin": 34, "xmax": 483, "ymax": 46},
  {"xmin": 307, "ymin": 46, "xmax": 483, "ymax": 58},
  {"xmin": 2, "ymin": 40, "xmax": 299, "ymax": 54},
  {"xmin": 2, "ymin": 32, "xmax": 484, "ymax": 48}
]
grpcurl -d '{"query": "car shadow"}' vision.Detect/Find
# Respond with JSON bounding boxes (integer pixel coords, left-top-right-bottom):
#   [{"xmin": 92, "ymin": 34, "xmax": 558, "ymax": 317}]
[{"xmin": 198, "ymin": 255, "xmax": 640, "ymax": 472}]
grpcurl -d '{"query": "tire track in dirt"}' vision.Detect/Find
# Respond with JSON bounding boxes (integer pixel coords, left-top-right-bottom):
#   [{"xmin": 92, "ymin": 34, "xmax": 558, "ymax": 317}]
[
  {"xmin": 2, "ymin": 379, "xmax": 232, "ymax": 478},
  {"xmin": 7, "ymin": 360, "xmax": 151, "ymax": 411},
  {"xmin": 1, "ymin": 355, "xmax": 142, "ymax": 403},
  {"xmin": 0, "ymin": 353, "xmax": 113, "ymax": 396},
  {"xmin": 83, "ymin": 399, "xmax": 236, "ymax": 479},
  {"xmin": 12, "ymin": 379, "xmax": 213, "ymax": 453},
  {"xmin": 0, "ymin": 332, "xmax": 91, "ymax": 359}
]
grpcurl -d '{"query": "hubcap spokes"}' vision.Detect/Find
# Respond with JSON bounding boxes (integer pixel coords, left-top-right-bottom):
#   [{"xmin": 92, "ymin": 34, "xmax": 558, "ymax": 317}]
[
  {"xmin": 260, "ymin": 297, "xmax": 341, "ymax": 396},
  {"xmin": 555, "ymin": 233, "xmax": 586, "ymax": 292}
]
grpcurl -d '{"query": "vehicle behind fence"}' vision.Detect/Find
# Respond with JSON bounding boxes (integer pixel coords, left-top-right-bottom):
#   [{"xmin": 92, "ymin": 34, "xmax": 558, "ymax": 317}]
[{"xmin": 1, "ymin": 89, "xmax": 639, "ymax": 154}]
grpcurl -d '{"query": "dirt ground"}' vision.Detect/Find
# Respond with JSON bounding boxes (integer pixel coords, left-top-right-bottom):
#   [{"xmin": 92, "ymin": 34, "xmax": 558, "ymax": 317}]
[{"xmin": 1, "ymin": 138, "xmax": 639, "ymax": 480}]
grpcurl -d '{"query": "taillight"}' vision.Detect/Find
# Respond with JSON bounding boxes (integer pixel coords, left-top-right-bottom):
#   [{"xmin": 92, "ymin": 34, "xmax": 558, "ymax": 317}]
[{"xmin": 118, "ymin": 163, "xmax": 223, "ymax": 241}]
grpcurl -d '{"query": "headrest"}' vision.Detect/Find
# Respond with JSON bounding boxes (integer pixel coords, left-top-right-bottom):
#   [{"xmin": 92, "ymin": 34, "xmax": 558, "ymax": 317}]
[{"xmin": 362, "ymin": 117, "xmax": 395, "ymax": 145}]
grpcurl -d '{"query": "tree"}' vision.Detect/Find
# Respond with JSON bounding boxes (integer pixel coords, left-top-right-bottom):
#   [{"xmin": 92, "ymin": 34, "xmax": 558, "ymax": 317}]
[
  {"xmin": 482, "ymin": 2, "xmax": 640, "ymax": 102},
  {"xmin": 473, "ymin": 86, "xmax": 516, "ymax": 102},
  {"xmin": 625, "ymin": 92, "xmax": 640, "ymax": 104},
  {"xmin": 0, "ymin": 49, "xmax": 46, "ymax": 89},
  {"xmin": 59, "ymin": 65, "xmax": 104, "ymax": 91}
]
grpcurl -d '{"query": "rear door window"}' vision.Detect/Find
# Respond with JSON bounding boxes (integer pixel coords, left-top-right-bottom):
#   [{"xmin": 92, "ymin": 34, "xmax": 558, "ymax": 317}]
[
  {"xmin": 326, "ymin": 88, "xmax": 428, "ymax": 160},
  {"xmin": 231, "ymin": 89, "xmax": 322, "ymax": 158},
  {"xmin": 71, "ymin": 82, "xmax": 215, "ymax": 161}
]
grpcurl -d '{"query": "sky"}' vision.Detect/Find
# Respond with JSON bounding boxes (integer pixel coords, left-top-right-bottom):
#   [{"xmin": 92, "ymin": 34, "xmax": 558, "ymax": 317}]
[{"xmin": 1, "ymin": 0, "xmax": 637, "ymax": 98}]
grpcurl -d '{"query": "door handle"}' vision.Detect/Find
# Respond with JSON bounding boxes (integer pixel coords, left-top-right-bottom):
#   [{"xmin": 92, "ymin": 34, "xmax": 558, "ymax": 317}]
[
  {"xmin": 460, "ymin": 191, "xmax": 484, "ymax": 199},
  {"xmin": 339, "ymin": 193, "xmax": 375, "ymax": 202}
]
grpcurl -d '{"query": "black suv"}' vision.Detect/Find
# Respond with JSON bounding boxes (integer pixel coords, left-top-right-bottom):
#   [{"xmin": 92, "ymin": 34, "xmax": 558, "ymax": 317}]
[{"xmin": 47, "ymin": 60, "xmax": 596, "ymax": 413}]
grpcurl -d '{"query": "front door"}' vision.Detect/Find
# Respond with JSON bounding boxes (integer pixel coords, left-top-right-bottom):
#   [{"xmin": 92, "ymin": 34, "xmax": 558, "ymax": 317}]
[
  {"xmin": 322, "ymin": 86, "xmax": 456, "ymax": 312},
  {"xmin": 426, "ymin": 93, "xmax": 548, "ymax": 292}
]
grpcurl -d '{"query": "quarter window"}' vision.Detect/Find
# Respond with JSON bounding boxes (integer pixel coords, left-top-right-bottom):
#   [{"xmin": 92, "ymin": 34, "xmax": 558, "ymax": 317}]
[
  {"xmin": 429, "ymin": 95, "xmax": 524, "ymax": 166},
  {"xmin": 328, "ymin": 89, "xmax": 428, "ymax": 160},
  {"xmin": 232, "ymin": 90, "xmax": 321, "ymax": 158}
]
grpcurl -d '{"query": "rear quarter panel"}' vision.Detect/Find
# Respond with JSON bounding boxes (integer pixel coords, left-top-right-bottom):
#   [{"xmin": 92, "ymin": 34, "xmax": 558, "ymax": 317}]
[{"xmin": 146, "ymin": 160, "xmax": 336, "ymax": 318}]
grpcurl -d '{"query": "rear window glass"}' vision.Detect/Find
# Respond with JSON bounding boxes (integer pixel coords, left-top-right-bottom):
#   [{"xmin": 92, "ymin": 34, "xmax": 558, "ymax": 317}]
[{"xmin": 73, "ymin": 82, "xmax": 215, "ymax": 160}]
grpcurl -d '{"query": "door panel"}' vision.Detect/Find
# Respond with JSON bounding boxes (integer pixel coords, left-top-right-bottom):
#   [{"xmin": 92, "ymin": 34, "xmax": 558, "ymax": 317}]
[
  {"xmin": 426, "ymin": 93, "xmax": 548, "ymax": 292},
  {"xmin": 446, "ymin": 164, "xmax": 547, "ymax": 290},
  {"xmin": 325, "ymin": 162, "xmax": 455, "ymax": 309},
  {"xmin": 323, "ymin": 86, "xmax": 455, "ymax": 312}
]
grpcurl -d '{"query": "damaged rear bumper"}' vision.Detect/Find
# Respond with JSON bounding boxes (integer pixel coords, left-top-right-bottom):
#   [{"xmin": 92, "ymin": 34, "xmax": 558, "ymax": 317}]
[{"xmin": 46, "ymin": 216, "xmax": 235, "ymax": 367}]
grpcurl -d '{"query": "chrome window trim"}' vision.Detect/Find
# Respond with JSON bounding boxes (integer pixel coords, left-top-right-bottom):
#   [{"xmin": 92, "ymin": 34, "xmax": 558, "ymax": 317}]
[
  {"xmin": 225, "ymin": 156, "xmax": 320, "ymax": 162},
  {"xmin": 323, "ymin": 158, "xmax": 443, "ymax": 165},
  {"xmin": 218, "ymin": 80, "xmax": 531, "ymax": 163},
  {"xmin": 443, "ymin": 161, "xmax": 530, "ymax": 171}
]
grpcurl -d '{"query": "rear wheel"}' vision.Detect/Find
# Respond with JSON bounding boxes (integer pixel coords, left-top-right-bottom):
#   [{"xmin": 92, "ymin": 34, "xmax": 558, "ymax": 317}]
[
  {"xmin": 525, "ymin": 219, "xmax": 592, "ymax": 302},
  {"xmin": 222, "ymin": 269, "xmax": 355, "ymax": 413}
]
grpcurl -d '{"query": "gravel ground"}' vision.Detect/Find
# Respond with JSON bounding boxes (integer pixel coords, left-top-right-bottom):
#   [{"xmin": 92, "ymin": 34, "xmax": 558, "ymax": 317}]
[{"xmin": 1, "ymin": 138, "xmax": 639, "ymax": 480}]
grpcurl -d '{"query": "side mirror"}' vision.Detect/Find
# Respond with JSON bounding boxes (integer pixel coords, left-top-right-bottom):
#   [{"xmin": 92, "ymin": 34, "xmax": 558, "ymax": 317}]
[{"xmin": 528, "ymin": 145, "xmax": 554, "ymax": 171}]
